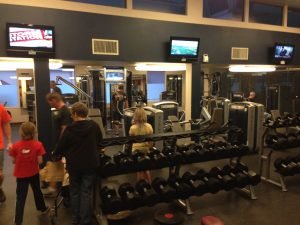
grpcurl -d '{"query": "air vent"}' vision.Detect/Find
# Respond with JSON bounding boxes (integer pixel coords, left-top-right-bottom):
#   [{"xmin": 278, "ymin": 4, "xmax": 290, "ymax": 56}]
[
  {"xmin": 92, "ymin": 39, "xmax": 119, "ymax": 55},
  {"xmin": 231, "ymin": 47, "xmax": 249, "ymax": 60}
]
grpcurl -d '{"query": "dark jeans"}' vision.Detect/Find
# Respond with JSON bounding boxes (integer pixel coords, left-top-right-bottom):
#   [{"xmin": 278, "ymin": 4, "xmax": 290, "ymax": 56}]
[
  {"xmin": 15, "ymin": 174, "xmax": 47, "ymax": 224},
  {"xmin": 69, "ymin": 170, "xmax": 96, "ymax": 225}
]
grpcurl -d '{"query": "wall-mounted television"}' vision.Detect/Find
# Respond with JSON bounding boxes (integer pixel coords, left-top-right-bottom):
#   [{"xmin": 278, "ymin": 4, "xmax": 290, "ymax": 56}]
[
  {"xmin": 6, "ymin": 23, "xmax": 55, "ymax": 57},
  {"xmin": 273, "ymin": 43, "xmax": 295, "ymax": 61},
  {"xmin": 169, "ymin": 36, "xmax": 200, "ymax": 62},
  {"xmin": 105, "ymin": 71, "xmax": 125, "ymax": 81}
]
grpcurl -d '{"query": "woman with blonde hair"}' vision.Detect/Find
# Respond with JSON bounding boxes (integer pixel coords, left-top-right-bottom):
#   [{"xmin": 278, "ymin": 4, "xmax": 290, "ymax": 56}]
[{"xmin": 129, "ymin": 106, "xmax": 153, "ymax": 183}]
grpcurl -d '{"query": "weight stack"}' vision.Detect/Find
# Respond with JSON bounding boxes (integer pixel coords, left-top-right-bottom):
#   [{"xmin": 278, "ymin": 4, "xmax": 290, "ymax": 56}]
[
  {"xmin": 229, "ymin": 102, "xmax": 264, "ymax": 152},
  {"xmin": 123, "ymin": 107, "xmax": 164, "ymax": 136}
]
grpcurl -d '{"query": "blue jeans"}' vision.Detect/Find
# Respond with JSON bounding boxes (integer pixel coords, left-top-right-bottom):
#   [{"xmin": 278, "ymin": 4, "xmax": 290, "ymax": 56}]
[{"xmin": 69, "ymin": 171, "xmax": 96, "ymax": 225}]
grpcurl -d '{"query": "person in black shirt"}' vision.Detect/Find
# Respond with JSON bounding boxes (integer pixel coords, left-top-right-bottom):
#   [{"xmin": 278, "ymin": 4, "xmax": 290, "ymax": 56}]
[
  {"xmin": 44, "ymin": 92, "xmax": 72, "ymax": 196},
  {"xmin": 50, "ymin": 81, "xmax": 62, "ymax": 95},
  {"xmin": 53, "ymin": 102, "xmax": 102, "ymax": 225}
]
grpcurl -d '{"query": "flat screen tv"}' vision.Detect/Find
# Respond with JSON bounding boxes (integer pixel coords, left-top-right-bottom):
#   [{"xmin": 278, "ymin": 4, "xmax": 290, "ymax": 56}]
[
  {"xmin": 169, "ymin": 36, "xmax": 200, "ymax": 62},
  {"xmin": 6, "ymin": 23, "xmax": 55, "ymax": 57},
  {"xmin": 105, "ymin": 71, "xmax": 125, "ymax": 81},
  {"xmin": 273, "ymin": 43, "xmax": 295, "ymax": 61}
]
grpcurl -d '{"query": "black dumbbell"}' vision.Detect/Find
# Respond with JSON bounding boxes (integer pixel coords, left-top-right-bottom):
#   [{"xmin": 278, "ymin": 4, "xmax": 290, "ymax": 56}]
[
  {"xmin": 274, "ymin": 157, "xmax": 298, "ymax": 176},
  {"xmin": 222, "ymin": 165, "xmax": 248, "ymax": 188},
  {"xmin": 264, "ymin": 118, "xmax": 275, "ymax": 128},
  {"xmin": 135, "ymin": 180, "xmax": 160, "ymax": 207},
  {"xmin": 193, "ymin": 144, "xmax": 212, "ymax": 161},
  {"xmin": 283, "ymin": 114, "xmax": 298, "ymax": 127},
  {"xmin": 274, "ymin": 117, "xmax": 286, "ymax": 127},
  {"xmin": 99, "ymin": 154, "xmax": 117, "ymax": 176},
  {"xmin": 162, "ymin": 146, "xmax": 182, "ymax": 166},
  {"xmin": 152, "ymin": 177, "xmax": 177, "ymax": 202},
  {"xmin": 176, "ymin": 144, "xmax": 200, "ymax": 163},
  {"xmin": 287, "ymin": 133, "xmax": 298, "ymax": 148},
  {"xmin": 168, "ymin": 175, "xmax": 194, "ymax": 199},
  {"xmin": 234, "ymin": 163, "xmax": 261, "ymax": 186},
  {"xmin": 265, "ymin": 134, "xmax": 288, "ymax": 150},
  {"xmin": 196, "ymin": 169, "xmax": 221, "ymax": 194},
  {"xmin": 148, "ymin": 147, "xmax": 169, "ymax": 169},
  {"xmin": 181, "ymin": 171, "xmax": 207, "ymax": 196},
  {"xmin": 208, "ymin": 167, "xmax": 236, "ymax": 191},
  {"xmin": 118, "ymin": 183, "xmax": 141, "ymax": 210},
  {"xmin": 132, "ymin": 150, "xmax": 152, "ymax": 170},
  {"xmin": 113, "ymin": 151, "xmax": 135, "ymax": 166},
  {"xmin": 101, "ymin": 186, "xmax": 123, "ymax": 214}
]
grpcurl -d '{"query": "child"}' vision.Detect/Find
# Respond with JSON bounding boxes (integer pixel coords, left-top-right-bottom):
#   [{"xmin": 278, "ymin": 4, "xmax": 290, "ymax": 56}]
[
  {"xmin": 53, "ymin": 102, "xmax": 103, "ymax": 225},
  {"xmin": 10, "ymin": 122, "xmax": 48, "ymax": 225},
  {"xmin": 129, "ymin": 106, "xmax": 153, "ymax": 183}
]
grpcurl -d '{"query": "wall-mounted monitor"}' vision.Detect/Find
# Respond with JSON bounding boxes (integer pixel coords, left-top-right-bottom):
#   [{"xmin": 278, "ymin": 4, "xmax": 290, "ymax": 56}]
[
  {"xmin": 105, "ymin": 70, "xmax": 125, "ymax": 81},
  {"xmin": 169, "ymin": 36, "xmax": 200, "ymax": 62},
  {"xmin": 273, "ymin": 43, "xmax": 295, "ymax": 61},
  {"xmin": 6, "ymin": 23, "xmax": 55, "ymax": 57}
]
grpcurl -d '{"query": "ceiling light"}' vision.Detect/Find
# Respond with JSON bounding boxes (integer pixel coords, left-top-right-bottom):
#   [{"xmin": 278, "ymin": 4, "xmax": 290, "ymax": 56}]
[
  {"xmin": 18, "ymin": 77, "xmax": 32, "ymax": 81},
  {"xmin": 135, "ymin": 63, "xmax": 186, "ymax": 71},
  {"xmin": 0, "ymin": 58, "xmax": 63, "ymax": 71},
  {"xmin": 229, "ymin": 65, "xmax": 276, "ymax": 73}
]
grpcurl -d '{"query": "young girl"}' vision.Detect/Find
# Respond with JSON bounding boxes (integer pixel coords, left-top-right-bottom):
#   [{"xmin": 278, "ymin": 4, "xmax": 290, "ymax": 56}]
[
  {"xmin": 129, "ymin": 107, "xmax": 153, "ymax": 183},
  {"xmin": 10, "ymin": 122, "xmax": 48, "ymax": 225}
]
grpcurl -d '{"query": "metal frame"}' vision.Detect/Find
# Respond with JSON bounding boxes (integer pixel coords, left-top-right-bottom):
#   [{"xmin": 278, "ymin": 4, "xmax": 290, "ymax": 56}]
[{"xmin": 258, "ymin": 127, "xmax": 288, "ymax": 192}]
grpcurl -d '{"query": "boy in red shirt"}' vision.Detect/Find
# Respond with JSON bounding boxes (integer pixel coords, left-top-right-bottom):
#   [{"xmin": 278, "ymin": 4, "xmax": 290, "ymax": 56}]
[{"xmin": 10, "ymin": 122, "xmax": 48, "ymax": 225}]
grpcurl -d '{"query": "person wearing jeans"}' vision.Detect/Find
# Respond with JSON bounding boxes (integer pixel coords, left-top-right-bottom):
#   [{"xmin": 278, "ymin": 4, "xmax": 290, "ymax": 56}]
[{"xmin": 53, "ymin": 102, "xmax": 102, "ymax": 225}]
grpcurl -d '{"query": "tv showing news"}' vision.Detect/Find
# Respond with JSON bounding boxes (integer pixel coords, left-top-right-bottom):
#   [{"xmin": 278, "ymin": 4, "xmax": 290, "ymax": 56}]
[
  {"xmin": 7, "ymin": 23, "xmax": 55, "ymax": 57},
  {"xmin": 274, "ymin": 43, "xmax": 295, "ymax": 60},
  {"xmin": 169, "ymin": 36, "xmax": 200, "ymax": 61}
]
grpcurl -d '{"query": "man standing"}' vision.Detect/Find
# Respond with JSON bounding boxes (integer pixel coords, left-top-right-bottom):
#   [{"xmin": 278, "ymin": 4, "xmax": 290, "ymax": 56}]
[
  {"xmin": 0, "ymin": 104, "xmax": 12, "ymax": 202},
  {"xmin": 111, "ymin": 85, "xmax": 128, "ymax": 135},
  {"xmin": 45, "ymin": 92, "xmax": 72, "ymax": 195}
]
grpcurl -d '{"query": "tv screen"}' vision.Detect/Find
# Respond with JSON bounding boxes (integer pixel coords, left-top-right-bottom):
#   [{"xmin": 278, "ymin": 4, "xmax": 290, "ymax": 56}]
[
  {"xmin": 7, "ymin": 23, "xmax": 55, "ymax": 57},
  {"xmin": 169, "ymin": 36, "xmax": 200, "ymax": 61},
  {"xmin": 274, "ymin": 43, "xmax": 295, "ymax": 60},
  {"xmin": 105, "ymin": 71, "xmax": 125, "ymax": 81}
]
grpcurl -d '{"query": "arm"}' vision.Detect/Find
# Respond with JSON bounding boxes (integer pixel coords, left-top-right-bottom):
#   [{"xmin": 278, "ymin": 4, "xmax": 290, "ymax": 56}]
[
  {"xmin": 37, "ymin": 155, "xmax": 43, "ymax": 165},
  {"xmin": 53, "ymin": 130, "xmax": 68, "ymax": 156},
  {"xmin": 3, "ymin": 122, "xmax": 12, "ymax": 150}
]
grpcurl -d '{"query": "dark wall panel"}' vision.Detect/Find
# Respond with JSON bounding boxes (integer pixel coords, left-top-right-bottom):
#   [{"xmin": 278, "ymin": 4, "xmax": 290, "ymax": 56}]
[{"xmin": 0, "ymin": 4, "xmax": 300, "ymax": 65}]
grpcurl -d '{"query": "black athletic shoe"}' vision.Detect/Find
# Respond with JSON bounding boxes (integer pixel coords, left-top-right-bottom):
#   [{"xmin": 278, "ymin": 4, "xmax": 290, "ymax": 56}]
[{"xmin": 0, "ymin": 188, "xmax": 6, "ymax": 203}]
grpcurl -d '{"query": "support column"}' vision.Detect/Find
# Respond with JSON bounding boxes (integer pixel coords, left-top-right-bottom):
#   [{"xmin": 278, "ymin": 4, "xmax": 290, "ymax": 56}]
[
  {"xmin": 191, "ymin": 62, "xmax": 203, "ymax": 120},
  {"xmin": 34, "ymin": 58, "xmax": 52, "ymax": 154}
]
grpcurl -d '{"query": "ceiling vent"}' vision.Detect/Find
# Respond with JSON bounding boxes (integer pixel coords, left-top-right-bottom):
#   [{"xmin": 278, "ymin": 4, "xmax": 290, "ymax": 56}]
[
  {"xmin": 231, "ymin": 47, "xmax": 249, "ymax": 60},
  {"xmin": 92, "ymin": 39, "xmax": 119, "ymax": 55}
]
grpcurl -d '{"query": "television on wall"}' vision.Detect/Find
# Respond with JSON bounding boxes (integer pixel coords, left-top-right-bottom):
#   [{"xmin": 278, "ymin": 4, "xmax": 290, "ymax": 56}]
[
  {"xmin": 169, "ymin": 36, "xmax": 200, "ymax": 62},
  {"xmin": 6, "ymin": 23, "xmax": 55, "ymax": 57},
  {"xmin": 273, "ymin": 43, "xmax": 295, "ymax": 62}
]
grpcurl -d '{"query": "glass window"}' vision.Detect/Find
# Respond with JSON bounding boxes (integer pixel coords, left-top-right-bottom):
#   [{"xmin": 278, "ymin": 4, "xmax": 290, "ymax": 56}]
[
  {"xmin": 50, "ymin": 70, "xmax": 76, "ymax": 94},
  {"xmin": 249, "ymin": 1, "xmax": 283, "ymax": 26},
  {"xmin": 65, "ymin": 0, "xmax": 126, "ymax": 8},
  {"xmin": 203, "ymin": 0, "xmax": 244, "ymax": 21},
  {"xmin": 0, "ymin": 71, "xmax": 19, "ymax": 107},
  {"xmin": 133, "ymin": 0, "xmax": 186, "ymax": 15},
  {"xmin": 288, "ymin": 8, "xmax": 300, "ymax": 28}
]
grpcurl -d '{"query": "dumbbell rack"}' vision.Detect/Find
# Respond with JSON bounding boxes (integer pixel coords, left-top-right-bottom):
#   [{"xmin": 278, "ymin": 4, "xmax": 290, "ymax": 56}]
[
  {"xmin": 259, "ymin": 126, "xmax": 290, "ymax": 191},
  {"xmin": 94, "ymin": 128, "xmax": 258, "ymax": 225}
]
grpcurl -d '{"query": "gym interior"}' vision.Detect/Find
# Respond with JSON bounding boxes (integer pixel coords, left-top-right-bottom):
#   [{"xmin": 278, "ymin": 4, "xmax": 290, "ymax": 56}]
[{"xmin": 1, "ymin": 0, "xmax": 300, "ymax": 225}]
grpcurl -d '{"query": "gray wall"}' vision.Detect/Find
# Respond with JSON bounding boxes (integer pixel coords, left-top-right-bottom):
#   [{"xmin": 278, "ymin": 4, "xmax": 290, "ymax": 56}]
[{"xmin": 0, "ymin": 4, "xmax": 300, "ymax": 64}]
